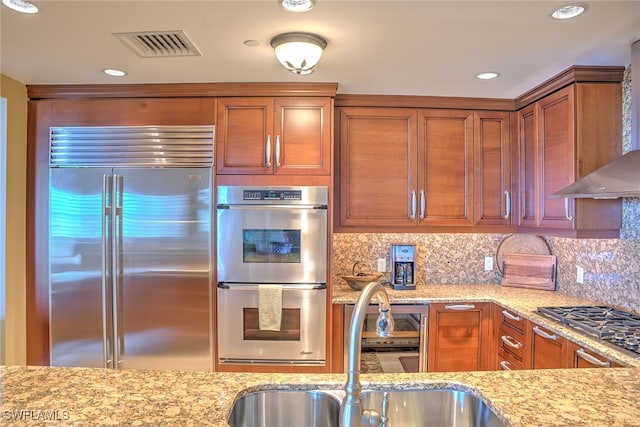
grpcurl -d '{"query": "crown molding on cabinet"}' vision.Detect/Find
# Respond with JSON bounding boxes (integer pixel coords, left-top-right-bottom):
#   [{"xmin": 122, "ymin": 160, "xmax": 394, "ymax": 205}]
[
  {"xmin": 515, "ymin": 65, "xmax": 625, "ymax": 110},
  {"xmin": 26, "ymin": 82, "xmax": 339, "ymax": 100},
  {"xmin": 335, "ymin": 94, "xmax": 515, "ymax": 111}
]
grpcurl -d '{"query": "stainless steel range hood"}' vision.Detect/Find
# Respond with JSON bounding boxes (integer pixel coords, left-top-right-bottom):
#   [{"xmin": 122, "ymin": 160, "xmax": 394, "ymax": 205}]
[{"xmin": 552, "ymin": 39, "xmax": 640, "ymax": 199}]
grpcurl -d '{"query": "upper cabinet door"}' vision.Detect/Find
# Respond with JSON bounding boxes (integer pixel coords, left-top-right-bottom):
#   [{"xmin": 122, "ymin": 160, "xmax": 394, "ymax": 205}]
[
  {"xmin": 337, "ymin": 107, "xmax": 418, "ymax": 227},
  {"xmin": 216, "ymin": 98, "xmax": 274, "ymax": 175},
  {"xmin": 417, "ymin": 109, "xmax": 474, "ymax": 227},
  {"xmin": 274, "ymin": 98, "xmax": 332, "ymax": 175},
  {"xmin": 517, "ymin": 104, "xmax": 538, "ymax": 228},
  {"xmin": 216, "ymin": 97, "xmax": 332, "ymax": 176},
  {"xmin": 537, "ymin": 86, "xmax": 576, "ymax": 229},
  {"xmin": 473, "ymin": 111, "xmax": 512, "ymax": 227}
]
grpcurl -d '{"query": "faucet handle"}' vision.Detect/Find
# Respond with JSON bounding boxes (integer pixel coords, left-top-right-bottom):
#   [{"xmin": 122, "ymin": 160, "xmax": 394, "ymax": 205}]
[{"xmin": 381, "ymin": 392, "xmax": 390, "ymax": 427}]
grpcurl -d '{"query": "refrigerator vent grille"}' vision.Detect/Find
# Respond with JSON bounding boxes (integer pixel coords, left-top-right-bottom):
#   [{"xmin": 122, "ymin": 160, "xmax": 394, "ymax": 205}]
[{"xmin": 50, "ymin": 125, "xmax": 214, "ymax": 167}]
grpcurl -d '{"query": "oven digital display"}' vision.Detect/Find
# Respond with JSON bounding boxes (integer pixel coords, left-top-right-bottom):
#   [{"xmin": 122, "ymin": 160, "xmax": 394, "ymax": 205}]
[
  {"xmin": 243, "ymin": 190, "xmax": 302, "ymax": 201},
  {"xmin": 242, "ymin": 229, "xmax": 301, "ymax": 263}
]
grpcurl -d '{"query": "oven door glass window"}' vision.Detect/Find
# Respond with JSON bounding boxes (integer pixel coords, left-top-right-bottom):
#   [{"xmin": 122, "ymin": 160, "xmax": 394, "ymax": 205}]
[
  {"xmin": 243, "ymin": 308, "xmax": 301, "ymax": 341},
  {"xmin": 243, "ymin": 229, "xmax": 301, "ymax": 263}
]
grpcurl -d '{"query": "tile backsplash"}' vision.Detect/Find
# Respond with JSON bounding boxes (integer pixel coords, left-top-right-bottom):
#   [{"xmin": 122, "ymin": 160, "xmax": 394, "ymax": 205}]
[{"xmin": 333, "ymin": 64, "xmax": 640, "ymax": 313}]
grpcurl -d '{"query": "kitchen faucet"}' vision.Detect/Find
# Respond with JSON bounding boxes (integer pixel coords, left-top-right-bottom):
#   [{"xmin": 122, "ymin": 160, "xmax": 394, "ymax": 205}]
[{"xmin": 340, "ymin": 281, "xmax": 394, "ymax": 427}]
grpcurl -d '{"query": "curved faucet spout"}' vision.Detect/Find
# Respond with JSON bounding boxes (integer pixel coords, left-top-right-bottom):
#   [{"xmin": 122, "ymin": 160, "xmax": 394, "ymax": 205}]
[{"xmin": 340, "ymin": 281, "xmax": 394, "ymax": 427}]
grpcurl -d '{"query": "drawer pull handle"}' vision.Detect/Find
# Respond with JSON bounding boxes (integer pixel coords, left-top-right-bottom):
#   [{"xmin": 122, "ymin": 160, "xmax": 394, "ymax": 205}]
[
  {"xmin": 499, "ymin": 360, "xmax": 513, "ymax": 371},
  {"xmin": 501, "ymin": 335, "xmax": 523, "ymax": 349},
  {"xmin": 444, "ymin": 304, "xmax": 476, "ymax": 311},
  {"xmin": 576, "ymin": 349, "xmax": 611, "ymax": 367},
  {"xmin": 533, "ymin": 326, "xmax": 557, "ymax": 340},
  {"xmin": 502, "ymin": 310, "xmax": 520, "ymax": 321}
]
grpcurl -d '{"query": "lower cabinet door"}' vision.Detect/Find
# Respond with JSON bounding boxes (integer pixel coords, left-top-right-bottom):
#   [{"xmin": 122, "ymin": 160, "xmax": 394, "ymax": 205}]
[
  {"xmin": 427, "ymin": 302, "xmax": 491, "ymax": 372},
  {"xmin": 531, "ymin": 324, "xmax": 570, "ymax": 369}
]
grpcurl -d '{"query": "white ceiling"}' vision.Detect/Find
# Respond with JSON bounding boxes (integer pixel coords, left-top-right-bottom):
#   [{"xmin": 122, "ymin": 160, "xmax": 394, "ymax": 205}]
[{"xmin": 1, "ymin": 0, "xmax": 639, "ymax": 98}]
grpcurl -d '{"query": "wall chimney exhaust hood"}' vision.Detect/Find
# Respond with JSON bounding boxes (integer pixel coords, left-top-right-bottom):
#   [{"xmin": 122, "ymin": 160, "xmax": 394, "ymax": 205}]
[{"xmin": 552, "ymin": 39, "xmax": 640, "ymax": 199}]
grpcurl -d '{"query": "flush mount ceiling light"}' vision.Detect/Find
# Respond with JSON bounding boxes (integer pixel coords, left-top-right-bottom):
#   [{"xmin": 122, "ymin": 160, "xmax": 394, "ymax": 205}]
[
  {"xmin": 551, "ymin": 4, "xmax": 587, "ymax": 20},
  {"xmin": 279, "ymin": 0, "xmax": 315, "ymax": 12},
  {"xmin": 475, "ymin": 72, "xmax": 500, "ymax": 80},
  {"xmin": 270, "ymin": 32, "xmax": 327, "ymax": 75},
  {"xmin": 2, "ymin": 0, "xmax": 38, "ymax": 13}
]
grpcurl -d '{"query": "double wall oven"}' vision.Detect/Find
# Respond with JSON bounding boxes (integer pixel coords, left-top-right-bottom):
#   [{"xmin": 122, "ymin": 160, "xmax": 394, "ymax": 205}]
[{"xmin": 216, "ymin": 186, "xmax": 328, "ymax": 365}]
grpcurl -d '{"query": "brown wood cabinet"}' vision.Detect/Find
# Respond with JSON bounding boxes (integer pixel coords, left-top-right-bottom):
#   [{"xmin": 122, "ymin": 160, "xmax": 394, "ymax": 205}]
[
  {"xmin": 495, "ymin": 305, "xmax": 531, "ymax": 370},
  {"xmin": 336, "ymin": 107, "xmax": 511, "ymax": 231},
  {"xmin": 530, "ymin": 323, "xmax": 571, "ymax": 369},
  {"xmin": 473, "ymin": 111, "xmax": 512, "ymax": 227},
  {"xmin": 337, "ymin": 107, "xmax": 418, "ymax": 227},
  {"xmin": 216, "ymin": 97, "xmax": 332, "ymax": 175},
  {"xmin": 517, "ymin": 82, "xmax": 622, "ymax": 238},
  {"xmin": 417, "ymin": 109, "xmax": 474, "ymax": 227},
  {"xmin": 427, "ymin": 302, "xmax": 492, "ymax": 372},
  {"xmin": 567, "ymin": 342, "xmax": 622, "ymax": 368}
]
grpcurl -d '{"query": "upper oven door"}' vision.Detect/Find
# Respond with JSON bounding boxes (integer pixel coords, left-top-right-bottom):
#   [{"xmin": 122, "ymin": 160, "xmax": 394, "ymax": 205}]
[{"xmin": 217, "ymin": 202, "xmax": 327, "ymax": 284}]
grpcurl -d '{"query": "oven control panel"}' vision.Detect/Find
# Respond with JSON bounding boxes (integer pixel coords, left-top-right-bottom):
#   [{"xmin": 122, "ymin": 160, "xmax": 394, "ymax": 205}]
[{"xmin": 243, "ymin": 190, "xmax": 302, "ymax": 201}]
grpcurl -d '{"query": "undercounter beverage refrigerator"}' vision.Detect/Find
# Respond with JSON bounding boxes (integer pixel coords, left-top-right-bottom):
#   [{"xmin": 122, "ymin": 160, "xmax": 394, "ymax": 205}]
[{"xmin": 48, "ymin": 125, "xmax": 214, "ymax": 371}]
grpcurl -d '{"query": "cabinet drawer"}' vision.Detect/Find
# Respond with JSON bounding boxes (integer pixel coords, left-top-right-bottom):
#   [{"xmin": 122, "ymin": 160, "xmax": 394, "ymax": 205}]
[
  {"xmin": 498, "ymin": 327, "xmax": 527, "ymax": 361},
  {"xmin": 499, "ymin": 308, "xmax": 527, "ymax": 335},
  {"xmin": 570, "ymin": 344, "xmax": 622, "ymax": 368},
  {"xmin": 498, "ymin": 347, "xmax": 526, "ymax": 370}
]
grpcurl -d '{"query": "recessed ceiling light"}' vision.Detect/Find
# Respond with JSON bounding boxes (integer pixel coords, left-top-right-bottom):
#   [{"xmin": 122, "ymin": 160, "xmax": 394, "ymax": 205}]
[
  {"xmin": 2, "ymin": 0, "xmax": 38, "ymax": 14},
  {"xmin": 279, "ymin": 0, "xmax": 314, "ymax": 12},
  {"xmin": 551, "ymin": 4, "xmax": 587, "ymax": 20},
  {"xmin": 103, "ymin": 68, "xmax": 127, "ymax": 77},
  {"xmin": 475, "ymin": 72, "xmax": 500, "ymax": 80},
  {"xmin": 243, "ymin": 40, "xmax": 260, "ymax": 47}
]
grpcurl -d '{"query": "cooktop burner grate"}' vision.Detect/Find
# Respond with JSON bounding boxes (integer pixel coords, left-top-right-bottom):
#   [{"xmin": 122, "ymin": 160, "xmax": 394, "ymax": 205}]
[{"xmin": 537, "ymin": 305, "xmax": 640, "ymax": 357}]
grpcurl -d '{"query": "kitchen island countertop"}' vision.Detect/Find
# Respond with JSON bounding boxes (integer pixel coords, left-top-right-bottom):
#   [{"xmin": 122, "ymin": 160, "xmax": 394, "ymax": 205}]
[
  {"xmin": 2, "ymin": 364, "xmax": 640, "ymax": 426},
  {"xmin": 3, "ymin": 284, "xmax": 640, "ymax": 426}
]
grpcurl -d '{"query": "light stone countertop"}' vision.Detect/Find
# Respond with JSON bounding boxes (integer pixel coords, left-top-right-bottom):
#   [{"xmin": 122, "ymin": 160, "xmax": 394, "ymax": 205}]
[
  {"xmin": 333, "ymin": 283, "xmax": 640, "ymax": 368},
  {"xmin": 3, "ymin": 284, "xmax": 640, "ymax": 426}
]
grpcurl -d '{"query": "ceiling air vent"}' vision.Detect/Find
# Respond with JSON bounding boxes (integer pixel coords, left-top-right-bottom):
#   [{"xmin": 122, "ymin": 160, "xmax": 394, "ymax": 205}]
[{"xmin": 113, "ymin": 30, "xmax": 202, "ymax": 57}]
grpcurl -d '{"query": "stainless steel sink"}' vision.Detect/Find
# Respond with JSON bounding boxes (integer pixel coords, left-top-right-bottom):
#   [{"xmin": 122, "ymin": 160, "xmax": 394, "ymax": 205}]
[
  {"xmin": 227, "ymin": 389, "xmax": 342, "ymax": 427},
  {"xmin": 360, "ymin": 388, "xmax": 507, "ymax": 427},
  {"xmin": 228, "ymin": 387, "xmax": 507, "ymax": 427}
]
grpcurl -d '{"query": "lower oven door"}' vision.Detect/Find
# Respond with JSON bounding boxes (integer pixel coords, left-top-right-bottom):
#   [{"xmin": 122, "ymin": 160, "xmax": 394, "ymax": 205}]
[{"xmin": 217, "ymin": 283, "xmax": 326, "ymax": 365}]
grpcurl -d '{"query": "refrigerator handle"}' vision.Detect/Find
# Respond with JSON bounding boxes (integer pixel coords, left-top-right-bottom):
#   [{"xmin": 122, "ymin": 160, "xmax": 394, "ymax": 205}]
[
  {"xmin": 113, "ymin": 174, "xmax": 125, "ymax": 368},
  {"xmin": 102, "ymin": 174, "xmax": 114, "ymax": 368}
]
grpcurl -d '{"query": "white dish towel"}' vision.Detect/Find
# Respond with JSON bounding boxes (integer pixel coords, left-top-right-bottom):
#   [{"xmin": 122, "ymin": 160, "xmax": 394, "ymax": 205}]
[{"xmin": 258, "ymin": 285, "xmax": 283, "ymax": 331}]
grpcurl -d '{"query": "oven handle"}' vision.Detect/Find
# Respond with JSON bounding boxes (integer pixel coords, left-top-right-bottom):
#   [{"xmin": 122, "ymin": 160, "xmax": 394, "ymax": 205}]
[
  {"xmin": 218, "ymin": 282, "xmax": 326, "ymax": 290},
  {"xmin": 217, "ymin": 204, "xmax": 327, "ymax": 210}
]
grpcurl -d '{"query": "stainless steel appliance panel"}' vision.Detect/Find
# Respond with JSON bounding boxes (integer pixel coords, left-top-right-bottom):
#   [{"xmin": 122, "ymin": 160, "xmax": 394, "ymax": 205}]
[
  {"xmin": 50, "ymin": 167, "xmax": 212, "ymax": 371},
  {"xmin": 50, "ymin": 168, "xmax": 112, "ymax": 368},
  {"xmin": 217, "ymin": 284, "xmax": 326, "ymax": 364},
  {"xmin": 217, "ymin": 186, "xmax": 327, "ymax": 284}
]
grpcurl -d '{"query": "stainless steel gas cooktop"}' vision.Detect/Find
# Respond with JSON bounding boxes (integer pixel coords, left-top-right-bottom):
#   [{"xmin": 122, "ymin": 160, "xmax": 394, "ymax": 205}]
[{"xmin": 537, "ymin": 305, "xmax": 640, "ymax": 358}]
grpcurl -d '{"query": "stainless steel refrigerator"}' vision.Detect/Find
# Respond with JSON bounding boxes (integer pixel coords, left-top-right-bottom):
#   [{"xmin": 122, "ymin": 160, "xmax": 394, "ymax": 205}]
[{"xmin": 48, "ymin": 125, "xmax": 214, "ymax": 371}]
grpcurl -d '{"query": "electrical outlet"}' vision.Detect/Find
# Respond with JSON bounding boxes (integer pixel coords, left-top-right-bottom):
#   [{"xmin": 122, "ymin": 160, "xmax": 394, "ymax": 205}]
[
  {"xmin": 576, "ymin": 266, "xmax": 585, "ymax": 284},
  {"xmin": 377, "ymin": 258, "xmax": 386, "ymax": 272},
  {"xmin": 484, "ymin": 256, "xmax": 494, "ymax": 271}
]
